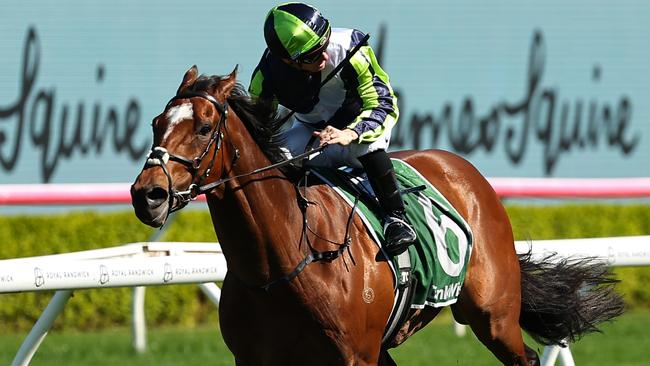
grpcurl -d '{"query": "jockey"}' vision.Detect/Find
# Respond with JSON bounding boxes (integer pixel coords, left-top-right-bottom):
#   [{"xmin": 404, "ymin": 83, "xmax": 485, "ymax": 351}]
[{"xmin": 249, "ymin": 2, "xmax": 416, "ymax": 256}]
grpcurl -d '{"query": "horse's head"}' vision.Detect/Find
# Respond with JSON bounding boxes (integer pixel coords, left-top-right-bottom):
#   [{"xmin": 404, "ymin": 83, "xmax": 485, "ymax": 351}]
[{"xmin": 131, "ymin": 65, "xmax": 238, "ymax": 227}]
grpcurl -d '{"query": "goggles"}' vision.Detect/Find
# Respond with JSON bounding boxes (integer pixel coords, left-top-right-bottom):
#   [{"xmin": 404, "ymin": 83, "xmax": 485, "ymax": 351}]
[{"xmin": 296, "ymin": 26, "xmax": 331, "ymax": 64}]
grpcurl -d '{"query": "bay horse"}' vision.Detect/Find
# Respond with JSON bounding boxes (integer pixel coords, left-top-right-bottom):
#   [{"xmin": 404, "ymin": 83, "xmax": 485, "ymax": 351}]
[{"xmin": 131, "ymin": 66, "xmax": 623, "ymax": 365}]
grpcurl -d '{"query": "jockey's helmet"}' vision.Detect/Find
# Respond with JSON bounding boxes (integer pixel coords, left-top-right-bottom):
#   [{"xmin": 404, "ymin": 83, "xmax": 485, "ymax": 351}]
[{"xmin": 264, "ymin": 3, "xmax": 331, "ymax": 62}]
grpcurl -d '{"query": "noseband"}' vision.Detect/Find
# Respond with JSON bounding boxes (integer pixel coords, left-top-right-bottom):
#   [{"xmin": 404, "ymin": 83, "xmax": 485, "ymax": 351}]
[{"xmin": 144, "ymin": 91, "xmax": 232, "ymax": 217}]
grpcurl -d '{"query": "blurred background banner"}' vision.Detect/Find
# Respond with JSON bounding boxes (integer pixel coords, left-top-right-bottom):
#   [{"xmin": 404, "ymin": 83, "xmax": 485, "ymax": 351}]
[{"xmin": 1, "ymin": 0, "xmax": 648, "ymax": 184}]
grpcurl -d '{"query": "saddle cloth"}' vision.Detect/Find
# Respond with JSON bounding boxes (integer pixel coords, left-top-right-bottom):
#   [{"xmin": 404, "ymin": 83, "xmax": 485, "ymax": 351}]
[{"xmin": 310, "ymin": 158, "xmax": 473, "ymax": 308}]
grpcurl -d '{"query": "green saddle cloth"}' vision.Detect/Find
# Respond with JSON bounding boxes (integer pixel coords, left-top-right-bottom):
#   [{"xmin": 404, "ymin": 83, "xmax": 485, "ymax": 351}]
[{"xmin": 311, "ymin": 158, "xmax": 474, "ymax": 308}]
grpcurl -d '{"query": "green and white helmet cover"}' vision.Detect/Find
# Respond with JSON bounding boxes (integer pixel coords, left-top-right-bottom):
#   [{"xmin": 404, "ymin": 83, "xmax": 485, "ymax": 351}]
[{"xmin": 264, "ymin": 3, "xmax": 331, "ymax": 61}]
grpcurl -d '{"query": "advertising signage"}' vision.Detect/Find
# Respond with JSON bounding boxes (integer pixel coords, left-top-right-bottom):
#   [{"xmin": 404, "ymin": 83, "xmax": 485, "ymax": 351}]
[{"xmin": 1, "ymin": 1, "xmax": 648, "ymax": 183}]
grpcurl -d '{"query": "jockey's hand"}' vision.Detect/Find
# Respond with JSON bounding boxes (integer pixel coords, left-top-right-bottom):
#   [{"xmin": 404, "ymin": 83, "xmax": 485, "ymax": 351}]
[{"xmin": 313, "ymin": 126, "xmax": 359, "ymax": 146}]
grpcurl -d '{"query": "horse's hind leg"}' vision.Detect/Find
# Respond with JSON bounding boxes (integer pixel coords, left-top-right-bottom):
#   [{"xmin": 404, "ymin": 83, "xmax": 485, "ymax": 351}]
[
  {"xmin": 451, "ymin": 243, "xmax": 539, "ymax": 366},
  {"xmin": 452, "ymin": 204, "xmax": 536, "ymax": 364},
  {"xmin": 453, "ymin": 293, "xmax": 534, "ymax": 365}
]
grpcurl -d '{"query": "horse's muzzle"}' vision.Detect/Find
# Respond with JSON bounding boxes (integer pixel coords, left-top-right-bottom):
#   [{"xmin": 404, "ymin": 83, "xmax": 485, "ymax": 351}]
[{"xmin": 130, "ymin": 184, "xmax": 169, "ymax": 227}]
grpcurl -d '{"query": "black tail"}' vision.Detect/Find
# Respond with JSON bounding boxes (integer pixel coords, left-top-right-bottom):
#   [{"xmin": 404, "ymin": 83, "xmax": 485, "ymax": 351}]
[{"xmin": 518, "ymin": 252, "xmax": 625, "ymax": 345}]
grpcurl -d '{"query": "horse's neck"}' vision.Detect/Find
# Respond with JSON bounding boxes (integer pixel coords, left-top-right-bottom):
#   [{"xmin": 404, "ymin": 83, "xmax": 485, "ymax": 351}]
[{"xmin": 206, "ymin": 120, "xmax": 304, "ymax": 286}]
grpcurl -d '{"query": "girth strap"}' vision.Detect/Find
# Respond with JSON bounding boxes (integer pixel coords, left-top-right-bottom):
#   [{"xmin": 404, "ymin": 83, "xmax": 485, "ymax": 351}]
[
  {"xmin": 259, "ymin": 241, "xmax": 351, "ymax": 292},
  {"xmin": 240, "ymin": 176, "xmax": 358, "ymax": 293},
  {"xmin": 381, "ymin": 246, "xmax": 416, "ymax": 347}
]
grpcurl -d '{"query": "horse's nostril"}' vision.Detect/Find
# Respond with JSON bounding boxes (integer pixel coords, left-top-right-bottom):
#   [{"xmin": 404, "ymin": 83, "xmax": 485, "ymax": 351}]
[{"xmin": 146, "ymin": 186, "xmax": 168, "ymax": 206}]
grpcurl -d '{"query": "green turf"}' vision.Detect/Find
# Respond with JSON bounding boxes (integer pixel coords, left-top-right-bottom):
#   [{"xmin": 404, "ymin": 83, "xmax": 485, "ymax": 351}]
[
  {"xmin": 389, "ymin": 310, "xmax": 649, "ymax": 365},
  {"xmin": 1, "ymin": 310, "xmax": 647, "ymax": 365}
]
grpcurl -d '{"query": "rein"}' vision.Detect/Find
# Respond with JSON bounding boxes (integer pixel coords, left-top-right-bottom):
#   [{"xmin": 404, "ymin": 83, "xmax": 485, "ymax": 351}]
[{"xmin": 178, "ymin": 143, "xmax": 328, "ymax": 200}]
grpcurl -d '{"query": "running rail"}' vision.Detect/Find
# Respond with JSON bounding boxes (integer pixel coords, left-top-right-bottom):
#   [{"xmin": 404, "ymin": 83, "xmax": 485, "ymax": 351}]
[
  {"xmin": 2, "ymin": 177, "xmax": 650, "ymax": 205},
  {"xmin": 0, "ymin": 242, "xmax": 226, "ymax": 366}
]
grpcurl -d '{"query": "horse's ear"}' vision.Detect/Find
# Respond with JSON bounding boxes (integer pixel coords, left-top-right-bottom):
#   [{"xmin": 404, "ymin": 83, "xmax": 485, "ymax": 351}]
[
  {"xmin": 177, "ymin": 65, "xmax": 199, "ymax": 94},
  {"xmin": 219, "ymin": 65, "xmax": 239, "ymax": 97}
]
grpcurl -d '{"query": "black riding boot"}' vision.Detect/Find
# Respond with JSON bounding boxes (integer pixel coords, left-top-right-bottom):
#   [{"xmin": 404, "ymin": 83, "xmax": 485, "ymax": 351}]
[{"xmin": 359, "ymin": 150, "xmax": 416, "ymax": 256}]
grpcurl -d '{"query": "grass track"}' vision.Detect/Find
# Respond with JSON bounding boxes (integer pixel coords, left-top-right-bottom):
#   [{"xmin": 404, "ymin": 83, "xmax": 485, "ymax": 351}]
[{"xmin": 1, "ymin": 310, "xmax": 647, "ymax": 365}]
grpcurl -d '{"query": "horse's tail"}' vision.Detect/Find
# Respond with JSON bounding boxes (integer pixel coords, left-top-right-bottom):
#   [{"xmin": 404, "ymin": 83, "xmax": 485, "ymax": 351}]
[{"xmin": 517, "ymin": 251, "xmax": 625, "ymax": 345}]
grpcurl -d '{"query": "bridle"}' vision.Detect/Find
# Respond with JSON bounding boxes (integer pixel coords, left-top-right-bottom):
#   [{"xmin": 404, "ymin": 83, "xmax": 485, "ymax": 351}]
[
  {"xmin": 143, "ymin": 90, "xmax": 327, "ymax": 223},
  {"xmin": 144, "ymin": 91, "xmax": 234, "ymax": 218}
]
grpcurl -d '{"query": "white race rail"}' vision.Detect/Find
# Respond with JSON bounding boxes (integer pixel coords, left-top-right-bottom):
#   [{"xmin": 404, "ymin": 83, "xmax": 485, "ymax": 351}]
[
  {"xmin": 0, "ymin": 243, "xmax": 226, "ymax": 292},
  {"xmin": 514, "ymin": 235, "xmax": 650, "ymax": 267},
  {"xmin": 0, "ymin": 241, "xmax": 226, "ymax": 366}
]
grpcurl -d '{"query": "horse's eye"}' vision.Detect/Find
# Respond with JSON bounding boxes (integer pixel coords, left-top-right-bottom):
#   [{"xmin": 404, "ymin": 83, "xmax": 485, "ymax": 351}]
[{"xmin": 199, "ymin": 123, "xmax": 212, "ymax": 136}]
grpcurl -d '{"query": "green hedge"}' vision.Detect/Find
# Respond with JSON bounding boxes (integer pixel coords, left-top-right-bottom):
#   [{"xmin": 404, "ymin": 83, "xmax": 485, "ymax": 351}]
[{"xmin": 0, "ymin": 204, "xmax": 649, "ymax": 333}]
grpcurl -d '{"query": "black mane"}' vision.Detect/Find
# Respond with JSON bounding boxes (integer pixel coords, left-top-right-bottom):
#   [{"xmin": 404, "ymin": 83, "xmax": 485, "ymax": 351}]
[
  {"xmin": 189, "ymin": 74, "xmax": 290, "ymax": 167},
  {"xmin": 227, "ymin": 84, "xmax": 290, "ymax": 165}
]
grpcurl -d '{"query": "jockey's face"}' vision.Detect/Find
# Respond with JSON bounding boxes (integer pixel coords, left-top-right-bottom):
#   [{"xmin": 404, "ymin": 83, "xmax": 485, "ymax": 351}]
[{"xmin": 282, "ymin": 51, "xmax": 329, "ymax": 73}]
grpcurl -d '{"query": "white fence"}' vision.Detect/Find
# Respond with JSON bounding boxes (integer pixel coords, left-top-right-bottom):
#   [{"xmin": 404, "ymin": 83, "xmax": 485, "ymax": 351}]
[
  {"xmin": 0, "ymin": 241, "xmax": 227, "ymax": 366},
  {"xmin": 0, "ymin": 242, "xmax": 226, "ymax": 292}
]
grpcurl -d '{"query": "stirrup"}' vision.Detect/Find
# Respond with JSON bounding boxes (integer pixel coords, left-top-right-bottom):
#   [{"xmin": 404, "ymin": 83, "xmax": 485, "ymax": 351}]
[{"xmin": 383, "ymin": 216, "xmax": 416, "ymax": 256}]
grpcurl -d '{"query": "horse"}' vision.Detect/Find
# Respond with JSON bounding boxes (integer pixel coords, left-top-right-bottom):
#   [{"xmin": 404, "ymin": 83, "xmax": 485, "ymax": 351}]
[{"xmin": 131, "ymin": 65, "xmax": 624, "ymax": 365}]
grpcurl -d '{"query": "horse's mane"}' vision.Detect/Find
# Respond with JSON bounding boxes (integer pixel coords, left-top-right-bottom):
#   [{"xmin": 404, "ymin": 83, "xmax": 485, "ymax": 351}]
[
  {"xmin": 188, "ymin": 74, "xmax": 293, "ymax": 171},
  {"xmin": 227, "ymin": 84, "xmax": 289, "ymax": 164}
]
